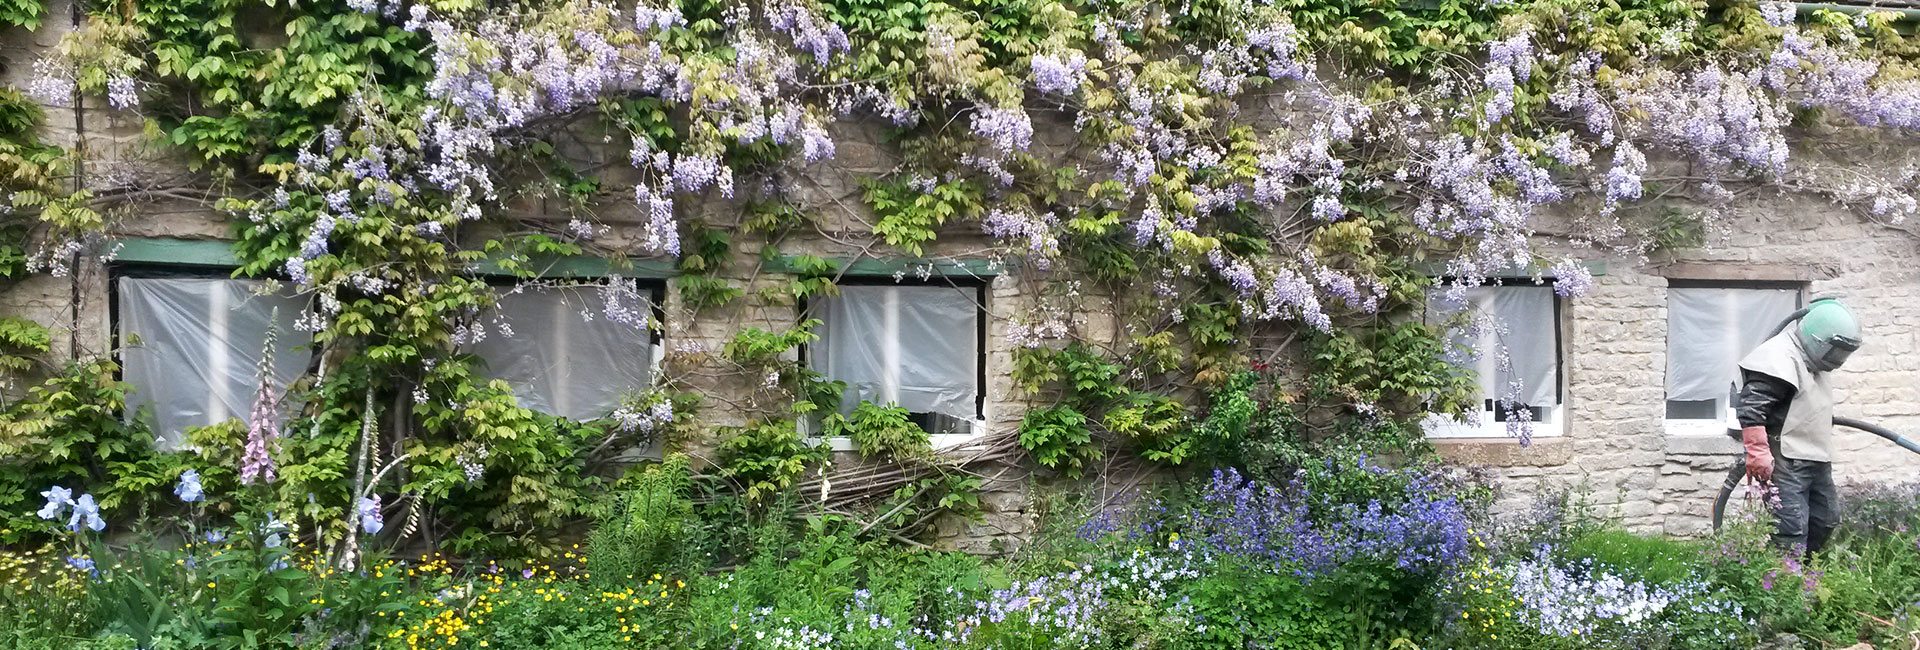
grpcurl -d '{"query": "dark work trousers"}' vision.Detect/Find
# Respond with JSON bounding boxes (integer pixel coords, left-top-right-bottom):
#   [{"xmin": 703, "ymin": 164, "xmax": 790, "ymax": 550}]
[{"xmin": 1770, "ymin": 454, "xmax": 1838, "ymax": 557}]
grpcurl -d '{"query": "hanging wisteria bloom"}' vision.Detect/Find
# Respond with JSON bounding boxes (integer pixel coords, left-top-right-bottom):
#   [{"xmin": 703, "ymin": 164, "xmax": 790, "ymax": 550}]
[
  {"xmin": 175, "ymin": 469, "xmax": 204, "ymax": 503},
  {"xmin": 105, "ymin": 75, "xmax": 138, "ymax": 109},
  {"xmin": 1030, "ymin": 51, "xmax": 1088, "ymax": 95},
  {"xmin": 25, "ymin": 59, "xmax": 75, "ymax": 107},
  {"xmin": 613, "ymin": 399, "xmax": 675, "ymax": 434},
  {"xmin": 980, "ymin": 208, "xmax": 1061, "ymax": 270}
]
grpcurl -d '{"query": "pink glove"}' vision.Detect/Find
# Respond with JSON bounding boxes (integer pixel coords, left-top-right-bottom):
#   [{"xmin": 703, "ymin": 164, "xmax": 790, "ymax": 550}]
[{"xmin": 1742, "ymin": 425, "xmax": 1773, "ymax": 483}]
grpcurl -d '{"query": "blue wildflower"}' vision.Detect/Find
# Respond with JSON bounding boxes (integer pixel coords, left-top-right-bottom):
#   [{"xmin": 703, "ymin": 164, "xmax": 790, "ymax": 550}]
[
  {"xmin": 262, "ymin": 513, "xmax": 287, "ymax": 548},
  {"xmin": 67, "ymin": 494, "xmax": 105, "ymax": 532},
  {"xmin": 66, "ymin": 555, "xmax": 98, "ymax": 577},
  {"xmin": 36, "ymin": 485, "xmax": 73, "ymax": 520},
  {"xmin": 175, "ymin": 470, "xmax": 204, "ymax": 503}
]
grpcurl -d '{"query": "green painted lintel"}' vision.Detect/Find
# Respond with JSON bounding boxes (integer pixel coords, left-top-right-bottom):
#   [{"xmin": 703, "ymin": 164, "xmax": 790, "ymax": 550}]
[
  {"xmin": 764, "ymin": 255, "xmax": 1005, "ymax": 279},
  {"xmin": 113, "ymin": 237, "xmax": 672, "ymax": 280},
  {"xmin": 475, "ymin": 254, "xmax": 677, "ymax": 279},
  {"xmin": 112, "ymin": 237, "xmax": 241, "ymax": 267}
]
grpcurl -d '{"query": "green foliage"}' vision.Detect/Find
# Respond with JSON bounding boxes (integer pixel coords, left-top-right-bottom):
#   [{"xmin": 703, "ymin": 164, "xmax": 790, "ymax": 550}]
[
  {"xmin": 0, "ymin": 0, "xmax": 41, "ymax": 28},
  {"xmin": 821, "ymin": 401, "xmax": 930, "ymax": 459},
  {"xmin": 0, "ymin": 316, "xmax": 50, "ymax": 377},
  {"xmin": 0, "ymin": 358, "xmax": 155, "ymax": 543},
  {"xmin": 676, "ymin": 227, "xmax": 744, "ymax": 310},
  {"xmin": 1308, "ymin": 321, "xmax": 1481, "ymax": 424},
  {"xmin": 675, "ymin": 274, "xmax": 746, "ymax": 311},
  {"xmin": 1645, "ymin": 207, "xmax": 1709, "ymax": 251},
  {"xmin": 714, "ymin": 419, "xmax": 826, "ymax": 502},
  {"xmin": 0, "ymin": 545, "xmax": 100, "ymax": 648},
  {"xmin": 586, "ymin": 455, "xmax": 697, "ymax": 582},
  {"xmin": 740, "ymin": 200, "xmax": 817, "ymax": 235},
  {"xmin": 1197, "ymin": 371, "xmax": 1258, "ymax": 443},
  {"xmin": 784, "ymin": 366, "xmax": 846, "ymax": 419},
  {"xmin": 1009, "ymin": 346, "xmax": 1060, "ymax": 395},
  {"xmin": 1561, "ymin": 528, "xmax": 1707, "ymax": 587},
  {"xmin": 765, "ymin": 252, "xmax": 839, "ymax": 303},
  {"xmin": 1056, "ymin": 343, "xmax": 1128, "ymax": 405},
  {"xmin": 1184, "ymin": 562, "xmax": 1377, "ymax": 649},
  {"xmin": 723, "ymin": 320, "xmax": 819, "ymax": 367},
  {"xmin": 130, "ymin": 0, "xmax": 433, "ymax": 165},
  {"xmin": 0, "ymin": 87, "xmax": 88, "ymax": 283},
  {"xmin": 862, "ymin": 176, "xmax": 982, "ymax": 256},
  {"xmin": 1017, "ymin": 405, "xmax": 1097, "ymax": 478},
  {"xmin": 1102, "ymin": 392, "xmax": 1193, "ymax": 464}
]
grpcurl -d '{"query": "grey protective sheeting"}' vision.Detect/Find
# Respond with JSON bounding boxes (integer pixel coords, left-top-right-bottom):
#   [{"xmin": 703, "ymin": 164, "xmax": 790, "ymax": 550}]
[
  {"xmin": 810, "ymin": 285, "xmax": 979, "ymax": 421},
  {"xmin": 117, "ymin": 277, "xmax": 310, "ymax": 449},
  {"xmin": 469, "ymin": 284, "xmax": 653, "ymax": 421},
  {"xmin": 1666, "ymin": 286, "xmax": 1799, "ymax": 403},
  {"xmin": 1428, "ymin": 284, "xmax": 1558, "ymax": 408}
]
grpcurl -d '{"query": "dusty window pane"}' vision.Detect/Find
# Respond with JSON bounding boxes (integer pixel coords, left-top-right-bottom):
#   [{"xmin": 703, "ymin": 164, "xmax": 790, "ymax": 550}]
[
  {"xmin": 810, "ymin": 285, "xmax": 980, "ymax": 431},
  {"xmin": 469, "ymin": 283, "xmax": 654, "ymax": 421},
  {"xmin": 1665, "ymin": 287, "xmax": 1799, "ymax": 420},
  {"xmin": 117, "ymin": 277, "xmax": 310, "ymax": 449},
  {"xmin": 1427, "ymin": 284, "xmax": 1560, "ymax": 410}
]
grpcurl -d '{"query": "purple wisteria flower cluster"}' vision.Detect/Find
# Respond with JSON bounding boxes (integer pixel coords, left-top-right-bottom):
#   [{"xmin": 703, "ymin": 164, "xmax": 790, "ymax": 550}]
[
  {"xmin": 980, "ymin": 207, "xmax": 1061, "ymax": 270},
  {"xmin": 612, "ymin": 398, "xmax": 675, "ymax": 434}
]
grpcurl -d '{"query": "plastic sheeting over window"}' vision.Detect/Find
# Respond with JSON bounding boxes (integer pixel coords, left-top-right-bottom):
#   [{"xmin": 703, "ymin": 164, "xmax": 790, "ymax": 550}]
[
  {"xmin": 810, "ymin": 285, "xmax": 980, "ymax": 423},
  {"xmin": 117, "ymin": 277, "xmax": 311, "ymax": 449},
  {"xmin": 1665, "ymin": 286, "xmax": 1800, "ymax": 408},
  {"xmin": 469, "ymin": 283, "xmax": 654, "ymax": 421},
  {"xmin": 1427, "ymin": 284, "xmax": 1560, "ymax": 408}
]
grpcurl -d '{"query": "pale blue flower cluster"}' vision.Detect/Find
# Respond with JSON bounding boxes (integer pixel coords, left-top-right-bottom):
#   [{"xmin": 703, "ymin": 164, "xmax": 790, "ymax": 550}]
[
  {"xmin": 37, "ymin": 486, "xmax": 104, "ymax": 532},
  {"xmin": 175, "ymin": 469, "xmax": 204, "ymax": 503}
]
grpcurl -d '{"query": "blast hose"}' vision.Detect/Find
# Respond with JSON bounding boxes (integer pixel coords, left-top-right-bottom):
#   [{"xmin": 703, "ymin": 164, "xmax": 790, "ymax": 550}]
[{"xmin": 1711, "ymin": 417, "xmax": 1920, "ymax": 532}]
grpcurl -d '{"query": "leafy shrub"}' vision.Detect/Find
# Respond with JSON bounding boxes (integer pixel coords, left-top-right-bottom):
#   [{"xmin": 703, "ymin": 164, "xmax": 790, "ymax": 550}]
[
  {"xmin": 1017, "ymin": 405, "xmax": 1097, "ymax": 478},
  {"xmin": 0, "ymin": 359, "xmax": 157, "ymax": 544},
  {"xmin": 715, "ymin": 419, "xmax": 827, "ymax": 501},
  {"xmin": 586, "ymin": 456, "xmax": 697, "ymax": 583},
  {"xmin": 821, "ymin": 401, "xmax": 929, "ymax": 459}
]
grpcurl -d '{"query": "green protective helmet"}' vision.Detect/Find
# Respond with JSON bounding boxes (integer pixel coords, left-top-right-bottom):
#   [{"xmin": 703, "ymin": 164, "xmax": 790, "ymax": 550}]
[{"xmin": 1799, "ymin": 298, "xmax": 1863, "ymax": 372}]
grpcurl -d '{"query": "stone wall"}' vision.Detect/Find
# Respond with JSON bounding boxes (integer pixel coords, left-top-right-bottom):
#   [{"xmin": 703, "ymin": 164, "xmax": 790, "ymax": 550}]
[{"xmin": 5, "ymin": 7, "xmax": 1920, "ymax": 551}]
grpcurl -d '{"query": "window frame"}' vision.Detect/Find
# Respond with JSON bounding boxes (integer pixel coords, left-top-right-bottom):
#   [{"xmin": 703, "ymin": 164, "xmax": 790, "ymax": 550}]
[
  {"xmin": 1420, "ymin": 278, "xmax": 1569, "ymax": 440},
  {"xmin": 1661, "ymin": 279, "xmax": 1806, "ymax": 438},
  {"xmin": 799, "ymin": 273, "xmax": 991, "ymax": 452}
]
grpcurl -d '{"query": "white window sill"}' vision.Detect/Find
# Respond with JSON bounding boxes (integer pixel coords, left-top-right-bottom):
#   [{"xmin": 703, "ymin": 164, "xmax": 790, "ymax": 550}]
[
  {"xmin": 1664, "ymin": 418, "xmax": 1737, "ymax": 438},
  {"xmin": 804, "ymin": 419, "xmax": 990, "ymax": 453},
  {"xmin": 1422, "ymin": 405, "xmax": 1567, "ymax": 439}
]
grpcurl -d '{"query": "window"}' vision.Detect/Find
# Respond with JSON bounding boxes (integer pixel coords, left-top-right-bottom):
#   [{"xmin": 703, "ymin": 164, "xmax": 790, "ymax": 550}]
[
  {"xmin": 807, "ymin": 283, "xmax": 985, "ymax": 448},
  {"xmin": 468, "ymin": 281, "xmax": 659, "ymax": 421},
  {"xmin": 1664, "ymin": 283, "xmax": 1801, "ymax": 435},
  {"xmin": 116, "ymin": 276, "xmax": 311, "ymax": 449},
  {"xmin": 1421, "ymin": 282, "xmax": 1564, "ymax": 439}
]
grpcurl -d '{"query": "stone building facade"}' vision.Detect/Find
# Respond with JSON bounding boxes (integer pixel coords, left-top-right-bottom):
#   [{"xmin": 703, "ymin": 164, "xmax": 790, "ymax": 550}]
[
  {"xmin": 4, "ymin": 2, "xmax": 1920, "ymax": 552},
  {"xmin": 1446, "ymin": 191, "xmax": 1920, "ymax": 537}
]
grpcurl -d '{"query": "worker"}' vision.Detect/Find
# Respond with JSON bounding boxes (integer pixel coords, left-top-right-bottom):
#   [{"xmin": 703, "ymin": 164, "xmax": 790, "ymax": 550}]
[{"xmin": 1735, "ymin": 297, "xmax": 1863, "ymax": 558}]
